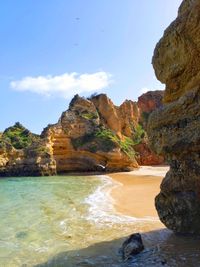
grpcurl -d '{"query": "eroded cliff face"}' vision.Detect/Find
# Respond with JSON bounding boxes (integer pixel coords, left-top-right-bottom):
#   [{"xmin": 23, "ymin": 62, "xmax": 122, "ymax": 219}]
[
  {"xmin": 138, "ymin": 90, "xmax": 164, "ymax": 128},
  {"xmin": 148, "ymin": 0, "xmax": 200, "ymax": 233},
  {"xmin": 0, "ymin": 123, "xmax": 56, "ymax": 176},
  {"xmin": 0, "ymin": 141, "xmax": 56, "ymax": 177},
  {"xmin": 0, "ymin": 91, "xmax": 164, "ymax": 176},
  {"xmin": 42, "ymin": 94, "xmax": 139, "ymax": 173},
  {"xmin": 136, "ymin": 91, "xmax": 164, "ymax": 165}
]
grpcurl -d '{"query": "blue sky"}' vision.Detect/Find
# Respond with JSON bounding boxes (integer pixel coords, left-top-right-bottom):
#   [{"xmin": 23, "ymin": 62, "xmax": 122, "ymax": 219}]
[{"xmin": 0, "ymin": 0, "xmax": 182, "ymax": 133}]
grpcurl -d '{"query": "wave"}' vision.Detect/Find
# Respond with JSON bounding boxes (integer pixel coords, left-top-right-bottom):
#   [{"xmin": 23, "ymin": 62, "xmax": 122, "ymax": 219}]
[{"xmin": 84, "ymin": 175, "xmax": 159, "ymax": 225}]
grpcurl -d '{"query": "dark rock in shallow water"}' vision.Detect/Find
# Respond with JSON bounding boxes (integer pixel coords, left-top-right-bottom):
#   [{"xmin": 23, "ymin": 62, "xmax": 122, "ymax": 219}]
[
  {"xmin": 16, "ymin": 231, "xmax": 28, "ymax": 239},
  {"xmin": 121, "ymin": 233, "xmax": 144, "ymax": 261}
]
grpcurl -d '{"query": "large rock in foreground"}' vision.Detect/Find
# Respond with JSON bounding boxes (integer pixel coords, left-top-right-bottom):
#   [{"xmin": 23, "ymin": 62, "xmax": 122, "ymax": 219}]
[
  {"xmin": 148, "ymin": 0, "xmax": 200, "ymax": 233},
  {"xmin": 121, "ymin": 233, "xmax": 144, "ymax": 261}
]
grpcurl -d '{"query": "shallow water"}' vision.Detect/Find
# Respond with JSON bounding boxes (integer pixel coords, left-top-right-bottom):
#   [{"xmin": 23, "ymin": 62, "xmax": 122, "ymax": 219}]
[
  {"xmin": 0, "ymin": 175, "xmax": 142, "ymax": 266},
  {"xmin": 0, "ymin": 174, "xmax": 200, "ymax": 267}
]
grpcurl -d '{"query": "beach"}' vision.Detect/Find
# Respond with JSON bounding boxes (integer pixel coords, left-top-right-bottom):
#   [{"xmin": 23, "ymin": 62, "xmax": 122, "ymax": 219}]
[
  {"xmin": 109, "ymin": 166, "xmax": 169, "ymax": 220},
  {"xmin": 1, "ymin": 167, "xmax": 200, "ymax": 266}
]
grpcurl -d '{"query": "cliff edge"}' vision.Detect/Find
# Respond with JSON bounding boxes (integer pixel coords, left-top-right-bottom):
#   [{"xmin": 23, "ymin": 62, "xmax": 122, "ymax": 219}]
[
  {"xmin": 148, "ymin": 0, "xmax": 200, "ymax": 233},
  {"xmin": 0, "ymin": 92, "xmax": 163, "ymax": 176}
]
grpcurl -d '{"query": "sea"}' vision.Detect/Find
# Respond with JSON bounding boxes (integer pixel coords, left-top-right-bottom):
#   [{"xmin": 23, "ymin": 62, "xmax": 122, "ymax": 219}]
[{"xmin": 0, "ymin": 174, "xmax": 200, "ymax": 267}]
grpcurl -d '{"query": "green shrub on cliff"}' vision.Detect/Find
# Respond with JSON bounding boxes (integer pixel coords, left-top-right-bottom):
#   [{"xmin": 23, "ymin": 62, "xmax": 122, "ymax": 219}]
[
  {"xmin": 95, "ymin": 128, "xmax": 118, "ymax": 143},
  {"xmin": 119, "ymin": 137, "xmax": 136, "ymax": 158},
  {"xmin": 72, "ymin": 127, "xmax": 138, "ymax": 158},
  {"xmin": 0, "ymin": 134, "xmax": 10, "ymax": 150},
  {"xmin": 95, "ymin": 128, "xmax": 119, "ymax": 151},
  {"xmin": 2, "ymin": 122, "xmax": 39, "ymax": 150},
  {"xmin": 133, "ymin": 124, "xmax": 145, "ymax": 145},
  {"xmin": 81, "ymin": 111, "xmax": 98, "ymax": 120},
  {"xmin": 72, "ymin": 128, "xmax": 118, "ymax": 153}
]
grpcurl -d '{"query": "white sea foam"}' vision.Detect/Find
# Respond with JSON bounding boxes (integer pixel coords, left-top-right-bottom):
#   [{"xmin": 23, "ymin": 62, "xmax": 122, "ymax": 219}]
[{"xmin": 84, "ymin": 175, "xmax": 159, "ymax": 225}]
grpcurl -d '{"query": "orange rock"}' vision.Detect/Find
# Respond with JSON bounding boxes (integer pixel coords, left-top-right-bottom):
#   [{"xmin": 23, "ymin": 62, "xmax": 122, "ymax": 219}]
[{"xmin": 0, "ymin": 91, "xmax": 164, "ymax": 176}]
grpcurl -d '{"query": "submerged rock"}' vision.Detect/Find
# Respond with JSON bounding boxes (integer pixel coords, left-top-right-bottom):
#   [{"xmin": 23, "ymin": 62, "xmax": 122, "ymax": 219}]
[
  {"xmin": 148, "ymin": 0, "xmax": 200, "ymax": 233},
  {"xmin": 16, "ymin": 231, "xmax": 28, "ymax": 239},
  {"xmin": 121, "ymin": 233, "xmax": 144, "ymax": 261}
]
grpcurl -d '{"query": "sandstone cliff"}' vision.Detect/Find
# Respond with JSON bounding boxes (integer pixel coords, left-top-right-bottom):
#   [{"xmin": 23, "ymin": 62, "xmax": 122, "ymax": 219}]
[
  {"xmin": 148, "ymin": 0, "xmax": 200, "ymax": 233},
  {"xmin": 41, "ymin": 94, "xmax": 139, "ymax": 173},
  {"xmin": 138, "ymin": 90, "xmax": 164, "ymax": 129},
  {"xmin": 0, "ymin": 92, "xmax": 164, "ymax": 176},
  {"xmin": 0, "ymin": 124, "xmax": 56, "ymax": 176},
  {"xmin": 136, "ymin": 91, "xmax": 164, "ymax": 165}
]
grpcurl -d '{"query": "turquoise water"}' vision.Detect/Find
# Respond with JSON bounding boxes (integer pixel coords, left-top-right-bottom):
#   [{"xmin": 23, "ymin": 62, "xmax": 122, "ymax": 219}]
[
  {"xmin": 0, "ymin": 174, "xmax": 200, "ymax": 267},
  {"xmin": 0, "ymin": 175, "xmax": 141, "ymax": 266},
  {"xmin": 0, "ymin": 175, "xmax": 99, "ymax": 266}
]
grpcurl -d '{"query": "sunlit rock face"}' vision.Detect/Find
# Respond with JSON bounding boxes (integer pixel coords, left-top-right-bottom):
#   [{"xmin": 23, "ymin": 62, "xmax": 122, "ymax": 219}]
[
  {"xmin": 0, "ymin": 124, "xmax": 56, "ymax": 177},
  {"xmin": 42, "ymin": 94, "xmax": 139, "ymax": 173},
  {"xmin": 148, "ymin": 0, "xmax": 200, "ymax": 233},
  {"xmin": 0, "ymin": 91, "xmax": 164, "ymax": 177},
  {"xmin": 42, "ymin": 93, "xmax": 165, "ymax": 173}
]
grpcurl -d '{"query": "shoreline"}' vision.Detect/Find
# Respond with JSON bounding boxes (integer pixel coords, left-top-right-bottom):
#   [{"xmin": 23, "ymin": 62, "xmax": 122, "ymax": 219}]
[
  {"xmin": 107, "ymin": 166, "xmax": 169, "ymax": 221},
  {"xmin": 84, "ymin": 165, "xmax": 169, "ymax": 227}
]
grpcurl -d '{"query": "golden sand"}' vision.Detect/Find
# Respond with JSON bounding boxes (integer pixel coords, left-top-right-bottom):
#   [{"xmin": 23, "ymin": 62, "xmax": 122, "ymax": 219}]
[{"xmin": 109, "ymin": 166, "xmax": 169, "ymax": 219}]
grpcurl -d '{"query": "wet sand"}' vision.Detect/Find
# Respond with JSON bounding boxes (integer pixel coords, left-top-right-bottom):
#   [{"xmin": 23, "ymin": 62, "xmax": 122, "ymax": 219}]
[
  {"xmin": 36, "ymin": 166, "xmax": 200, "ymax": 267},
  {"xmin": 109, "ymin": 166, "xmax": 169, "ymax": 219}
]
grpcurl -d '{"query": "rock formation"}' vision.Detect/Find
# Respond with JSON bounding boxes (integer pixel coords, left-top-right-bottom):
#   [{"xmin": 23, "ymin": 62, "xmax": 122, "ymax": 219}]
[
  {"xmin": 121, "ymin": 233, "xmax": 144, "ymax": 261},
  {"xmin": 136, "ymin": 91, "xmax": 164, "ymax": 165},
  {"xmin": 0, "ymin": 123, "xmax": 56, "ymax": 176},
  {"xmin": 148, "ymin": 0, "xmax": 200, "ymax": 233},
  {"xmin": 41, "ymin": 94, "xmax": 139, "ymax": 173},
  {"xmin": 0, "ymin": 92, "xmax": 164, "ymax": 176},
  {"xmin": 138, "ymin": 90, "xmax": 164, "ymax": 129}
]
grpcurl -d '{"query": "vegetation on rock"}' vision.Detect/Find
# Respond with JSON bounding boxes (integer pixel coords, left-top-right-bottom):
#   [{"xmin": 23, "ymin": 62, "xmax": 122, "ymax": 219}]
[
  {"xmin": 72, "ymin": 127, "xmax": 118, "ymax": 153},
  {"xmin": 81, "ymin": 111, "xmax": 99, "ymax": 120},
  {"xmin": 133, "ymin": 124, "xmax": 145, "ymax": 145},
  {"xmin": 1, "ymin": 122, "xmax": 39, "ymax": 150},
  {"xmin": 72, "ymin": 126, "xmax": 140, "ymax": 159},
  {"xmin": 0, "ymin": 91, "xmax": 164, "ymax": 176}
]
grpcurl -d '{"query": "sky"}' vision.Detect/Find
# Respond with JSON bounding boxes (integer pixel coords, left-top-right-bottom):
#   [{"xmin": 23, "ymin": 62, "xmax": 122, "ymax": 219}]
[{"xmin": 0, "ymin": 0, "xmax": 182, "ymax": 134}]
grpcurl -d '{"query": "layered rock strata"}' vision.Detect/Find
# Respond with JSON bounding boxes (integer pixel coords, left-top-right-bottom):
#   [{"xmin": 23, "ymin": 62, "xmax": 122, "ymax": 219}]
[
  {"xmin": 0, "ymin": 92, "xmax": 164, "ymax": 176},
  {"xmin": 148, "ymin": 0, "xmax": 200, "ymax": 233},
  {"xmin": 42, "ymin": 94, "xmax": 139, "ymax": 173}
]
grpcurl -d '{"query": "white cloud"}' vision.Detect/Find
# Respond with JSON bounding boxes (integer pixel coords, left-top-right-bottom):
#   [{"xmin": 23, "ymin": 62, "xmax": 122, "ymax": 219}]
[
  {"xmin": 139, "ymin": 87, "xmax": 165, "ymax": 95},
  {"xmin": 139, "ymin": 84, "xmax": 165, "ymax": 96},
  {"xmin": 10, "ymin": 71, "xmax": 112, "ymax": 98}
]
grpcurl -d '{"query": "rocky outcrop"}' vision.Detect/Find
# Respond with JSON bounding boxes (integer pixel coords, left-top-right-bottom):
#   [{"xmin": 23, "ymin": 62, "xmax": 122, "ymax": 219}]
[
  {"xmin": 121, "ymin": 233, "xmax": 144, "ymax": 261},
  {"xmin": 137, "ymin": 91, "xmax": 164, "ymax": 165},
  {"xmin": 138, "ymin": 90, "xmax": 164, "ymax": 113},
  {"xmin": 148, "ymin": 0, "xmax": 200, "ymax": 233},
  {"xmin": 134, "ymin": 140, "xmax": 164, "ymax": 166},
  {"xmin": 138, "ymin": 90, "xmax": 164, "ymax": 129},
  {"xmin": 42, "ymin": 94, "xmax": 139, "ymax": 173},
  {"xmin": 0, "ymin": 91, "xmax": 164, "ymax": 177},
  {"xmin": 0, "ymin": 125, "xmax": 56, "ymax": 176},
  {"xmin": 2, "ymin": 122, "xmax": 40, "ymax": 149}
]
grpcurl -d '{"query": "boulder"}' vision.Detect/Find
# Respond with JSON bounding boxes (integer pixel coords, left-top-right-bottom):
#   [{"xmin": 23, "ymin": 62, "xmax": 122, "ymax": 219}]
[{"xmin": 121, "ymin": 233, "xmax": 144, "ymax": 261}]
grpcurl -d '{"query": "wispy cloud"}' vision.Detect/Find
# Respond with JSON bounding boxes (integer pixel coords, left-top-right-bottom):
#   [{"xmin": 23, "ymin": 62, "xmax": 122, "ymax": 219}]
[
  {"xmin": 139, "ymin": 84, "xmax": 164, "ymax": 95},
  {"xmin": 10, "ymin": 71, "xmax": 112, "ymax": 98}
]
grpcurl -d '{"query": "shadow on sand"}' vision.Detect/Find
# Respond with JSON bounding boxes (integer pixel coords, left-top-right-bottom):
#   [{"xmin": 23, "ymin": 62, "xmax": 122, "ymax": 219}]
[{"xmin": 35, "ymin": 228, "xmax": 200, "ymax": 267}]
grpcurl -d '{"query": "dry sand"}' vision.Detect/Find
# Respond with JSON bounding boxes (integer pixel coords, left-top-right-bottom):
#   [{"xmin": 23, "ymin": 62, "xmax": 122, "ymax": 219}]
[{"xmin": 109, "ymin": 166, "xmax": 169, "ymax": 219}]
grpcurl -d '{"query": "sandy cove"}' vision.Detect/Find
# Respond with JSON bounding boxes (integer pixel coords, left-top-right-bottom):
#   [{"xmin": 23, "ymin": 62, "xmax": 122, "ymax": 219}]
[{"xmin": 109, "ymin": 166, "xmax": 169, "ymax": 219}]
